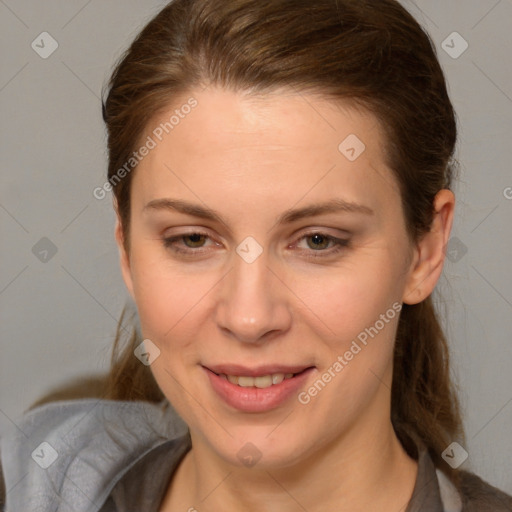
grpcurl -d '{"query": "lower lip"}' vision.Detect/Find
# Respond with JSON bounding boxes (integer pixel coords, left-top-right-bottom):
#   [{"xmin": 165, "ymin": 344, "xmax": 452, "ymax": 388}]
[{"xmin": 203, "ymin": 366, "xmax": 315, "ymax": 413}]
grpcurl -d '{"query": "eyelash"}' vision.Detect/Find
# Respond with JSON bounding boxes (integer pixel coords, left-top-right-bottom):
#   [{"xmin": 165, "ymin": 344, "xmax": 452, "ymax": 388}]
[{"xmin": 162, "ymin": 231, "xmax": 350, "ymax": 260}]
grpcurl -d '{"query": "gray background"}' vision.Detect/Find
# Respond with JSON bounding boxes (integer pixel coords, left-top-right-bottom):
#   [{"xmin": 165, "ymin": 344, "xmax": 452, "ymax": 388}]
[{"xmin": 1, "ymin": 0, "xmax": 511, "ymax": 493}]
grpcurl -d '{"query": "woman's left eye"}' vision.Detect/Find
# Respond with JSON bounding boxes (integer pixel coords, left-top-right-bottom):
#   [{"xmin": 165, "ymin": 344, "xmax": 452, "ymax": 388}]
[
  {"xmin": 294, "ymin": 233, "xmax": 350, "ymax": 258},
  {"xmin": 161, "ymin": 231, "xmax": 349, "ymax": 258}
]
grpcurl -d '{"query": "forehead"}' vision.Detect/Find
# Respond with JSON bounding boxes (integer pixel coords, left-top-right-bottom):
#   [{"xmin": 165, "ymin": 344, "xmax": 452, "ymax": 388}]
[
  {"xmin": 153, "ymin": 86, "xmax": 383, "ymax": 151},
  {"xmin": 131, "ymin": 86, "xmax": 400, "ymax": 222}
]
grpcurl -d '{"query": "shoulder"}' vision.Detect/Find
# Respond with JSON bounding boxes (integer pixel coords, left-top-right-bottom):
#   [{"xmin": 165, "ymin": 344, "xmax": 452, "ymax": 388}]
[
  {"xmin": 437, "ymin": 466, "xmax": 512, "ymax": 511},
  {"xmin": 457, "ymin": 469, "xmax": 512, "ymax": 511},
  {"xmin": 402, "ymin": 426, "xmax": 511, "ymax": 512},
  {"xmin": 0, "ymin": 398, "xmax": 188, "ymax": 512}
]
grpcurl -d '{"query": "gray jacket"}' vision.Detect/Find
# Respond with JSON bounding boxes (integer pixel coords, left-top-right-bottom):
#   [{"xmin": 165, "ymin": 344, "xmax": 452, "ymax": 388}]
[{"xmin": 1, "ymin": 399, "xmax": 511, "ymax": 511}]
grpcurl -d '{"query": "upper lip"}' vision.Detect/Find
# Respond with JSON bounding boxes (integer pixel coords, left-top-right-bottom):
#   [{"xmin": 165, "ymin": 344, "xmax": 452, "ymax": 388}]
[{"xmin": 203, "ymin": 364, "xmax": 313, "ymax": 377}]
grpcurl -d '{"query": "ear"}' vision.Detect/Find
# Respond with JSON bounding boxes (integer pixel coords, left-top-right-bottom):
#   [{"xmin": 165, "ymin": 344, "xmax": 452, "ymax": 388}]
[
  {"xmin": 402, "ymin": 189, "xmax": 455, "ymax": 305},
  {"xmin": 114, "ymin": 212, "xmax": 135, "ymax": 300}
]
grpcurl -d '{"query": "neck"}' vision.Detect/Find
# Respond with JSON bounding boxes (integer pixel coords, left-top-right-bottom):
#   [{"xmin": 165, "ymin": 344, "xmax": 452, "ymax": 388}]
[{"xmin": 163, "ymin": 414, "xmax": 418, "ymax": 512}]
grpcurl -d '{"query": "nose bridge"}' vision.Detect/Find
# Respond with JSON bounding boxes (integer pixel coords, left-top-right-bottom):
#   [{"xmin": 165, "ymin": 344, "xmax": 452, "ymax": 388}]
[{"xmin": 215, "ymin": 245, "xmax": 290, "ymax": 343}]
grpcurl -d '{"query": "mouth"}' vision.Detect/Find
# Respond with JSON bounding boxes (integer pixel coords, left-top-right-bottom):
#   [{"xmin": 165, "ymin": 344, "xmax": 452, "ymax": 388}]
[
  {"xmin": 202, "ymin": 365, "xmax": 316, "ymax": 413},
  {"xmin": 207, "ymin": 367, "xmax": 312, "ymax": 389}
]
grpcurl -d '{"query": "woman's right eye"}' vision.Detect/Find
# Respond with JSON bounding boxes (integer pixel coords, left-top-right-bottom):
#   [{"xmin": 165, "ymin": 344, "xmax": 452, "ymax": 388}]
[{"xmin": 162, "ymin": 232, "xmax": 215, "ymax": 255}]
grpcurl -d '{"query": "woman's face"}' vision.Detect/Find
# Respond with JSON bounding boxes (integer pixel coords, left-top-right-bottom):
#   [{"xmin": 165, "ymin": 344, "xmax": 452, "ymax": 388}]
[{"xmin": 117, "ymin": 86, "xmax": 421, "ymax": 468}]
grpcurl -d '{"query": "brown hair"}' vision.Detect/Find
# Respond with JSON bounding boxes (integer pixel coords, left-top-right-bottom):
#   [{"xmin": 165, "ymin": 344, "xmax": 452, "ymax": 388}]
[{"xmin": 101, "ymin": 0, "xmax": 465, "ymax": 485}]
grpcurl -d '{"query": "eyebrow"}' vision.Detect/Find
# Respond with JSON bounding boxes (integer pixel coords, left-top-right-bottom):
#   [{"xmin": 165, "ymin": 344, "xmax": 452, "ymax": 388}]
[{"xmin": 143, "ymin": 198, "xmax": 374, "ymax": 226}]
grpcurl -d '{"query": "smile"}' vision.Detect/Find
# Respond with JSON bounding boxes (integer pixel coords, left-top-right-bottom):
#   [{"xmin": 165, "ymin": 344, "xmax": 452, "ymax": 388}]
[{"xmin": 203, "ymin": 366, "xmax": 315, "ymax": 413}]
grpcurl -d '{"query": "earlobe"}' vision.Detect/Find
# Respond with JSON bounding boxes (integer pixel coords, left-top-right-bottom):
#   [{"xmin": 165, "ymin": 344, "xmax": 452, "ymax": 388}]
[
  {"xmin": 114, "ymin": 218, "xmax": 135, "ymax": 300},
  {"xmin": 402, "ymin": 189, "xmax": 455, "ymax": 305}
]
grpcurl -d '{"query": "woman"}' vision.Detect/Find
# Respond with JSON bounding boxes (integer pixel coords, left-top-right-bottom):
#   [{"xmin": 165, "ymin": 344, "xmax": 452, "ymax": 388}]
[{"xmin": 1, "ymin": 0, "xmax": 511, "ymax": 510}]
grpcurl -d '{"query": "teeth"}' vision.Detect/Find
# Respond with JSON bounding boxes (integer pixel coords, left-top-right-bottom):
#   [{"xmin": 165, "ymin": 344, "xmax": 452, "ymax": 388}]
[
  {"xmin": 227, "ymin": 374, "xmax": 238, "ymax": 385},
  {"xmin": 223, "ymin": 372, "xmax": 296, "ymax": 388},
  {"xmin": 272, "ymin": 373, "xmax": 284, "ymax": 385}
]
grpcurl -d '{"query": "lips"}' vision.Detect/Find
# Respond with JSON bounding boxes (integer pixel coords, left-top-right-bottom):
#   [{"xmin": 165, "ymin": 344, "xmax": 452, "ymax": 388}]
[{"xmin": 203, "ymin": 365, "xmax": 316, "ymax": 412}]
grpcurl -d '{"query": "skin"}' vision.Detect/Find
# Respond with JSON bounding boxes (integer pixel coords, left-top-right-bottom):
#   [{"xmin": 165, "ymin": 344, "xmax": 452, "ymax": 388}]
[{"xmin": 114, "ymin": 86, "xmax": 455, "ymax": 511}]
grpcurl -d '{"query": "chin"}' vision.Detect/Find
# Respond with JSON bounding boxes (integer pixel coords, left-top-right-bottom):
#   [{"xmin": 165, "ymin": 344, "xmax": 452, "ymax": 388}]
[{"xmin": 206, "ymin": 426, "xmax": 310, "ymax": 470}]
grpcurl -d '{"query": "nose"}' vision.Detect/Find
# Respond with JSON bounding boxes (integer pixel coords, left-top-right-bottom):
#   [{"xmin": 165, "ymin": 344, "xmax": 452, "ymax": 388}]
[{"xmin": 214, "ymin": 249, "xmax": 292, "ymax": 344}]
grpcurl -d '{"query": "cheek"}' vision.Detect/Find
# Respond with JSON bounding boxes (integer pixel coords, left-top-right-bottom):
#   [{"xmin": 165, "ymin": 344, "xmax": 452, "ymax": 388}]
[
  {"xmin": 291, "ymin": 250, "xmax": 403, "ymax": 345},
  {"xmin": 129, "ymin": 253, "xmax": 214, "ymax": 343},
  {"xmin": 294, "ymin": 262, "xmax": 401, "ymax": 421}
]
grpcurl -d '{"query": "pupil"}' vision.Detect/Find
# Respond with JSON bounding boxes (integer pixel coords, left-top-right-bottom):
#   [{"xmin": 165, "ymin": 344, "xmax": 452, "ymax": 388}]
[
  {"xmin": 310, "ymin": 234, "xmax": 327, "ymax": 250},
  {"xmin": 186, "ymin": 234, "xmax": 204, "ymax": 247}
]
